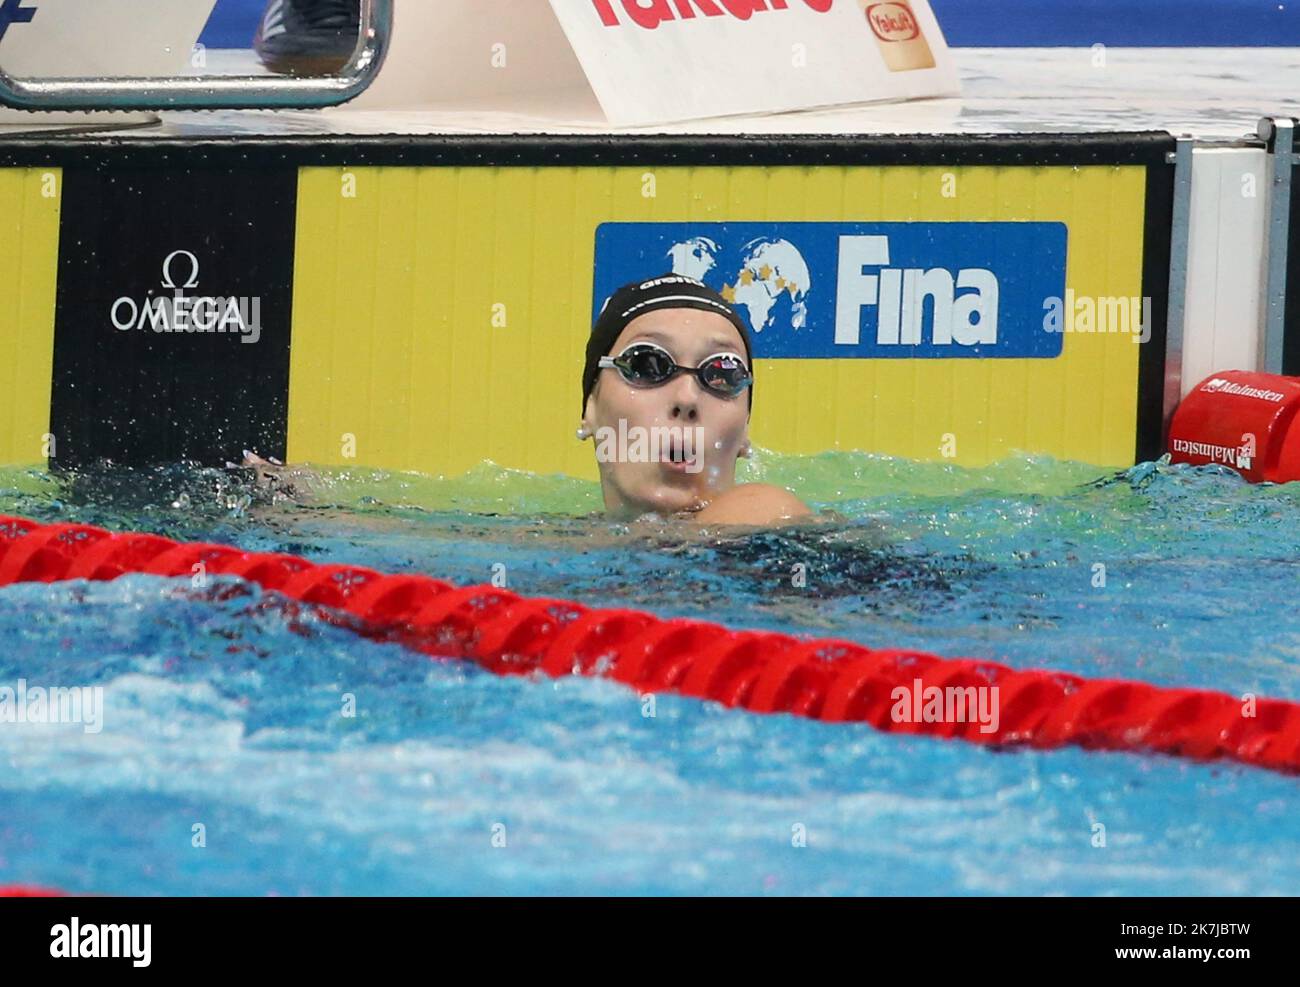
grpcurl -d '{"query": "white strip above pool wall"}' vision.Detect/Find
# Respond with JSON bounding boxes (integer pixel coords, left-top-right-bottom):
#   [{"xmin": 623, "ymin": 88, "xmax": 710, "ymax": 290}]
[{"xmin": 1180, "ymin": 145, "xmax": 1269, "ymax": 396}]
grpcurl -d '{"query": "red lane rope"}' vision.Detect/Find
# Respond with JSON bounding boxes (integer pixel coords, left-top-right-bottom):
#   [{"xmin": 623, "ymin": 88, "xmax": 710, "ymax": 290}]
[{"xmin": 2, "ymin": 515, "xmax": 1300, "ymax": 775}]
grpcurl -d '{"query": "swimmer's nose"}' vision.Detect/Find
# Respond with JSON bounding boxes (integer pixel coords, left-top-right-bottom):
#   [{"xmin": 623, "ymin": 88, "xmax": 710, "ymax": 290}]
[{"xmin": 666, "ymin": 373, "xmax": 700, "ymax": 421}]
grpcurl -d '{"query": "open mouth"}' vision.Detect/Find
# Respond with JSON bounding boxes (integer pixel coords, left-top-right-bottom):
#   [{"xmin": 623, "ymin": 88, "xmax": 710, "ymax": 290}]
[{"xmin": 662, "ymin": 436, "xmax": 696, "ymax": 471}]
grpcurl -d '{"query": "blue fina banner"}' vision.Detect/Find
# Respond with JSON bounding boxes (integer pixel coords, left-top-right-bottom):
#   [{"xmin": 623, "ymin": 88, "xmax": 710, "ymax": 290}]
[
  {"xmin": 929, "ymin": 0, "xmax": 1300, "ymax": 47},
  {"xmin": 593, "ymin": 221, "xmax": 1068, "ymax": 360}
]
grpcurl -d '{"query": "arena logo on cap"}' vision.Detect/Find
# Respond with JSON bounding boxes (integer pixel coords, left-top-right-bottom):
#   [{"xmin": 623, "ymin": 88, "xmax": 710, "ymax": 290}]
[
  {"xmin": 637, "ymin": 274, "xmax": 708, "ymax": 291},
  {"xmin": 593, "ymin": 221, "xmax": 1067, "ymax": 359}
]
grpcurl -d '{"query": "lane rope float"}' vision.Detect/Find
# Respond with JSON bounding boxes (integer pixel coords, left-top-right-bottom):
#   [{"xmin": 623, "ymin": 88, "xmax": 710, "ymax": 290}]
[{"xmin": 2, "ymin": 515, "xmax": 1299, "ymax": 775}]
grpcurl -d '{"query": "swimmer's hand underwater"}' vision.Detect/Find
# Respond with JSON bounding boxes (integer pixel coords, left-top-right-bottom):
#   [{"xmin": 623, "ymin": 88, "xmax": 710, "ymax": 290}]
[{"xmin": 232, "ymin": 451, "xmax": 315, "ymax": 502}]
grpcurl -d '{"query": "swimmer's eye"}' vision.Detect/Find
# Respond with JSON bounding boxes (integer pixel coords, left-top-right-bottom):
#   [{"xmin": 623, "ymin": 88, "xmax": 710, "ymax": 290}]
[{"xmin": 598, "ymin": 342, "xmax": 752, "ymax": 398}]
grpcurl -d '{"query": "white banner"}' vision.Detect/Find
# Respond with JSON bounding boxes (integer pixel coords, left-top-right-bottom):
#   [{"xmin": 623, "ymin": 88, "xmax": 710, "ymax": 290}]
[
  {"xmin": 546, "ymin": 0, "xmax": 959, "ymax": 126},
  {"xmin": 348, "ymin": 0, "xmax": 958, "ymax": 127}
]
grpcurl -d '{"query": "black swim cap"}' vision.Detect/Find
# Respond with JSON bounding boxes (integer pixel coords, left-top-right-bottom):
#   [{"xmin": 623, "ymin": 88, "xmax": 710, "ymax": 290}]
[{"xmin": 582, "ymin": 274, "xmax": 754, "ymax": 415}]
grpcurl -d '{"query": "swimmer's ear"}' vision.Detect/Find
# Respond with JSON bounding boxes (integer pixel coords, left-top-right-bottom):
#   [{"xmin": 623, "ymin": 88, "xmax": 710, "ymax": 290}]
[
  {"xmin": 737, "ymin": 425, "xmax": 752, "ymax": 459},
  {"xmin": 578, "ymin": 393, "xmax": 597, "ymax": 441}
]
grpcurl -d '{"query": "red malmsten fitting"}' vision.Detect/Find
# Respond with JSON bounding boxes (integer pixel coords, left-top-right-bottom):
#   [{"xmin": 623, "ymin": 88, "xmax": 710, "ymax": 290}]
[{"xmin": 2, "ymin": 515, "xmax": 1299, "ymax": 775}]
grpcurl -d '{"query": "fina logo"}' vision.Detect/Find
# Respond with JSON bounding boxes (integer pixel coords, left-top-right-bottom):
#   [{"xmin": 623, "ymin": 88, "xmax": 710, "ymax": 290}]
[
  {"xmin": 666, "ymin": 233, "xmax": 998, "ymax": 348},
  {"xmin": 110, "ymin": 250, "xmax": 262, "ymax": 344},
  {"xmin": 598, "ymin": 219, "xmax": 1059, "ymax": 360},
  {"xmin": 835, "ymin": 235, "xmax": 998, "ymax": 347},
  {"xmin": 0, "ymin": 0, "xmax": 37, "ymax": 44}
]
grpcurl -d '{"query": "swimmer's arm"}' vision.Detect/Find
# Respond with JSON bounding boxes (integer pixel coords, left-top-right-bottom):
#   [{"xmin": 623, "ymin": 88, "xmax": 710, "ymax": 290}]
[
  {"xmin": 691, "ymin": 483, "xmax": 813, "ymax": 527},
  {"xmin": 237, "ymin": 451, "xmax": 317, "ymax": 502}
]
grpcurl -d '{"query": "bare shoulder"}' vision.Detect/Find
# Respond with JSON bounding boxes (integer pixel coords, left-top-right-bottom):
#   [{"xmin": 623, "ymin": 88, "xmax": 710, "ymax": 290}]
[{"xmin": 690, "ymin": 483, "xmax": 813, "ymax": 527}]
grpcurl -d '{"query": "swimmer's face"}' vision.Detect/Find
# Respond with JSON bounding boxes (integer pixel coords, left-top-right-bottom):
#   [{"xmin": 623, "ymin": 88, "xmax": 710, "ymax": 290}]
[{"xmin": 581, "ymin": 309, "xmax": 751, "ymax": 518}]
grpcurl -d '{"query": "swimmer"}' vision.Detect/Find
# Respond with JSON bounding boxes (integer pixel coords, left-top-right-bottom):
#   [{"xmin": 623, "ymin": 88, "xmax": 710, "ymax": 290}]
[
  {"xmin": 579, "ymin": 275, "xmax": 811, "ymax": 526},
  {"xmin": 235, "ymin": 275, "xmax": 811, "ymax": 527},
  {"xmin": 232, "ymin": 451, "xmax": 314, "ymax": 503}
]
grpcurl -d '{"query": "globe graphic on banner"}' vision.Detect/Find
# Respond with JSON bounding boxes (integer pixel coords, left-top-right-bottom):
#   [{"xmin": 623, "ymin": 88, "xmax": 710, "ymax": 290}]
[{"xmin": 665, "ymin": 236, "xmax": 811, "ymax": 335}]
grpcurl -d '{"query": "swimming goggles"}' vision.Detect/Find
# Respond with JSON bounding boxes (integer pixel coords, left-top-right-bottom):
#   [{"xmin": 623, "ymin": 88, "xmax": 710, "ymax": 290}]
[{"xmin": 598, "ymin": 342, "xmax": 752, "ymax": 399}]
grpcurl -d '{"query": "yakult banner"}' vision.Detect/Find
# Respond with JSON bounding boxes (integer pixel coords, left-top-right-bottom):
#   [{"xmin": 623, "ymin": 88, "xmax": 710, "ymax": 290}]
[
  {"xmin": 346, "ymin": 0, "xmax": 957, "ymax": 124},
  {"xmin": 546, "ymin": 0, "xmax": 958, "ymax": 125}
]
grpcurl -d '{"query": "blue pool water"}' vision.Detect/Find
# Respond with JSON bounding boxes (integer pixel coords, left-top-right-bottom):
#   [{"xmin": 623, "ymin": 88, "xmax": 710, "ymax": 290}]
[{"xmin": 2, "ymin": 452, "xmax": 1299, "ymax": 895}]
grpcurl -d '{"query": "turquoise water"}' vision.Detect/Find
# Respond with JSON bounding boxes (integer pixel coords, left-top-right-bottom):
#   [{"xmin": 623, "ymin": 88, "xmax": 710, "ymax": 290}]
[{"xmin": 1, "ymin": 451, "xmax": 1299, "ymax": 895}]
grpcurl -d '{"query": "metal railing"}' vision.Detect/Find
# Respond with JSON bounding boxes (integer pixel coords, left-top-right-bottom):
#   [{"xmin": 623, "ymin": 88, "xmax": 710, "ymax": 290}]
[{"xmin": 0, "ymin": 0, "xmax": 391, "ymax": 111}]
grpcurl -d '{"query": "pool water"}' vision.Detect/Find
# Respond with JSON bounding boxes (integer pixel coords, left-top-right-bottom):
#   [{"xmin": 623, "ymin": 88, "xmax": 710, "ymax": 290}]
[{"xmin": 2, "ymin": 450, "xmax": 1299, "ymax": 895}]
